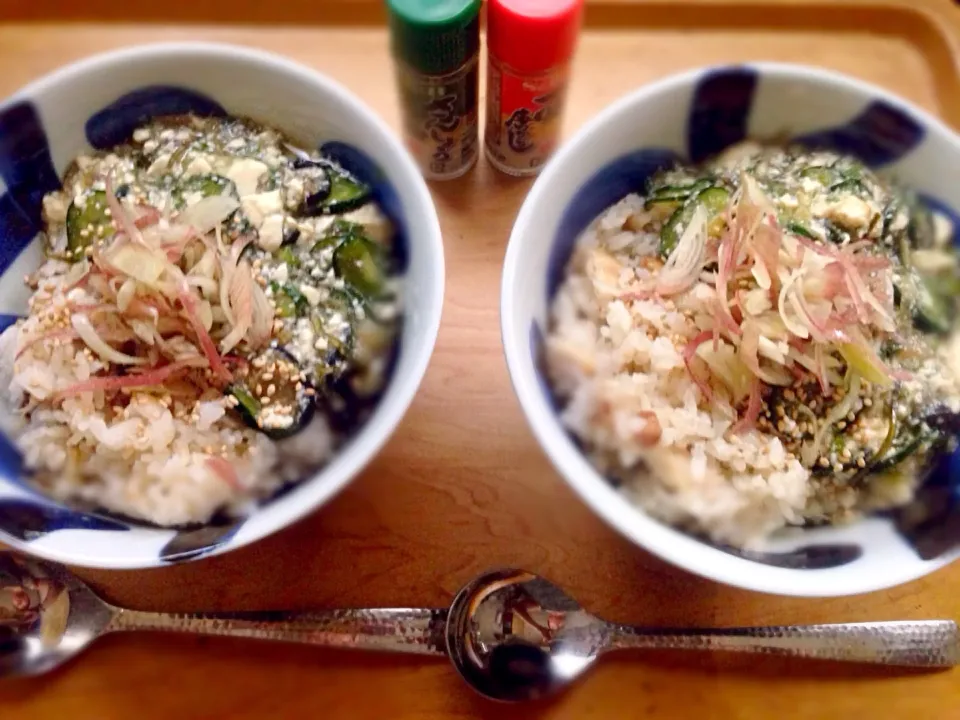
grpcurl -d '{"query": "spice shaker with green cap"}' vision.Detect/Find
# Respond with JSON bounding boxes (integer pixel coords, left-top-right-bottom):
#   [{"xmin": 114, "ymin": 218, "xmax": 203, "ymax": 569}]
[{"xmin": 386, "ymin": 0, "xmax": 481, "ymax": 181}]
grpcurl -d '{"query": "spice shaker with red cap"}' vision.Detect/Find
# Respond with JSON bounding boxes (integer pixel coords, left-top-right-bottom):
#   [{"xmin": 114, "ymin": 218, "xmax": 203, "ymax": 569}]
[{"xmin": 484, "ymin": 0, "xmax": 585, "ymax": 177}]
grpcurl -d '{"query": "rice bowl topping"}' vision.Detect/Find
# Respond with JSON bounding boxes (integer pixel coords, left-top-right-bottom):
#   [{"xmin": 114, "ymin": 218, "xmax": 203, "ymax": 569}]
[
  {"xmin": 0, "ymin": 115, "xmax": 401, "ymax": 525},
  {"xmin": 546, "ymin": 142, "xmax": 960, "ymax": 547}
]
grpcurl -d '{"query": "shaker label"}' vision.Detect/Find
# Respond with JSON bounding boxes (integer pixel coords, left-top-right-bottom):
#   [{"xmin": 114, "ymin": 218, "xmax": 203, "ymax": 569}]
[
  {"xmin": 506, "ymin": 108, "xmax": 534, "ymax": 154},
  {"xmin": 485, "ymin": 57, "xmax": 567, "ymax": 173},
  {"xmin": 398, "ymin": 60, "xmax": 479, "ymax": 180}
]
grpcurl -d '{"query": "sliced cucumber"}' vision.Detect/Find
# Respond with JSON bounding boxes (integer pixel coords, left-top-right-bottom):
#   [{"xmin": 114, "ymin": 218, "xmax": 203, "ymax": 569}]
[
  {"xmin": 276, "ymin": 246, "xmax": 300, "ymax": 269},
  {"xmin": 313, "ymin": 219, "xmax": 364, "ymax": 254},
  {"xmin": 310, "ymin": 291, "xmax": 358, "ymax": 386},
  {"xmin": 912, "ymin": 275, "xmax": 953, "ymax": 335},
  {"xmin": 227, "ymin": 346, "xmax": 314, "ymax": 440},
  {"xmin": 174, "ymin": 174, "xmax": 238, "ymax": 208},
  {"xmin": 763, "ymin": 180, "xmax": 789, "ymax": 198},
  {"xmin": 829, "ymin": 177, "xmax": 870, "ymax": 197},
  {"xmin": 229, "ymin": 384, "xmax": 261, "ymax": 422},
  {"xmin": 333, "ymin": 235, "xmax": 386, "ymax": 296},
  {"xmin": 293, "ymin": 160, "xmax": 370, "ymax": 216},
  {"xmin": 658, "ymin": 185, "xmax": 730, "ymax": 258},
  {"xmin": 801, "ymin": 164, "xmax": 870, "ymax": 196},
  {"xmin": 659, "ymin": 205, "xmax": 695, "ymax": 258},
  {"xmin": 882, "ymin": 197, "xmax": 903, "ymax": 236},
  {"xmin": 323, "ymin": 168, "xmax": 370, "ymax": 214},
  {"xmin": 785, "ymin": 221, "xmax": 816, "ymax": 239},
  {"xmin": 281, "ymin": 227, "xmax": 301, "ymax": 247},
  {"xmin": 166, "ymin": 141, "xmax": 194, "ymax": 173},
  {"xmin": 294, "ymin": 162, "xmax": 332, "ymax": 216},
  {"xmin": 698, "ymin": 186, "xmax": 730, "ymax": 216},
  {"xmin": 325, "ymin": 287, "xmax": 358, "ymax": 319},
  {"xmin": 66, "ymin": 190, "xmax": 114, "ymax": 261},
  {"xmin": 644, "ymin": 178, "xmax": 713, "ymax": 208},
  {"xmin": 800, "ymin": 166, "xmax": 836, "ymax": 186},
  {"xmin": 270, "ymin": 281, "xmax": 309, "ymax": 319},
  {"xmin": 871, "ymin": 432, "xmax": 926, "ymax": 474},
  {"xmin": 928, "ymin": 272, "xmax": 960, "ymax": 300},
  {"xmin": 908, "ymin": 202, "xmax": 936, "ymax": 250}
]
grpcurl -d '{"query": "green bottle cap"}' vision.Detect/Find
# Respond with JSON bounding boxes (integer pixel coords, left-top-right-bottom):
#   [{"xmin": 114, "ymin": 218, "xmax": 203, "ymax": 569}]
[{"xmin": 386, "ymin": 0, "xmax": 482, "ymax": 76}]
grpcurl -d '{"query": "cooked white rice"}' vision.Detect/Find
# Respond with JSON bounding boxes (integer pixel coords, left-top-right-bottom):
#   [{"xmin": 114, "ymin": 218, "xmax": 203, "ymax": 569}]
[{"xmin": 0, "ymin": 263, "xmax": 334, "ymax": 525}]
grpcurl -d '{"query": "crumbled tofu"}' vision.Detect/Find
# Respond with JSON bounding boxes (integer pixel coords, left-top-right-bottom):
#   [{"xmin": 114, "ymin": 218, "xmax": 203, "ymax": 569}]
[
  {"xmin": 196, "ymin": 401, "xmax": 225, "ymax": 431},
  {"xmin": 934, "ymin": 211, "xmax": 954, "ymax": 248},
  {"xmin": 586, "ymin": 249, "xmax": 625, "ymax": 299},
  {"xmin": 715, "ymin": 141, "xmax": 763, "ymax": 168},
  {"xmin": 146, "ymin": 154, "xmax": 171, "ymax": 177},
  {"xmin": 274, "ymin": 263, "xmax": 289, "ymax": 283},
  {"xmin": 244, "ymin": 190, "xmax": 283, "ymax": 217},
  {"xmin": 42, "ymin": 193, "xmax": 69, "ymax": 223},
  {"xmin": 824, "ymin": 196, "xmax": 873, "ymax": 229},
  {"xmin": 240, "ymin": 198, "xmax": 265, "ymax": 228},
  {"xmin": 890, "ymin": 210, "xmax": 909, "ymax": 233},
  {"xmin": 183, "ymin": 191, "xmax": 206, "ymax": 208},
  {"xmin": 326, "ymin": 312, "xmax": 350, "ymax": 337},
  {"xmin": 257, "ymin": 214, "xmax": 284, "ymax": 252},
  {"xmin": 262, "ymin": 146, "xmax": 284, "ymax": 168},
  {"xmin": 292, "ymin": 317, "xmax": 316, "ymax": 360},
  {"xmin": 758, "ymin": 336, "xmax": 790, "ymax": 364},
  {"xmin": 285, "ymin": 176, "xmax": 305, "ymax": 208},
  {"xmin": 132, "ymin": 128, "xmax": 151, "ymax": 143},
  {"xmin": 227, "ymin": 158, "xmax": 269, "ymax": 197},
  {"xmin": 183, "ymin": 155, "xmax": 214, "ymax": 177},
  {"xmin": 301, "ymin": 216, "xmax": 336, "ymax": 243},
  {"xmin": 300, "ymin": 284, "xmax": 322, "ymax": 306},
  {"xmin": 742, "ymin": 288, "xmax": 772, "ymax": 316},
  {"xmin": 243, "ymin": 190, "xmax": 282, "ymax": 235},
  {"xmin": 911, "ymin": 249, "xmax": 957, "ymax": 273},
  {"xmin": 344, "ymin": 204, "xmax": 391, "ymax": 244}
]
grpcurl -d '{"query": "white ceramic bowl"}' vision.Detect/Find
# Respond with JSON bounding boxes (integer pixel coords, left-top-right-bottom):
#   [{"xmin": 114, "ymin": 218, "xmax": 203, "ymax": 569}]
[
  {"xmin": 0, "ymin": 42, "xmax": 444, "ymax": 568},
  {"xmin": 502, "ymin": 63, "xmax": 960, "ymax": 596}
]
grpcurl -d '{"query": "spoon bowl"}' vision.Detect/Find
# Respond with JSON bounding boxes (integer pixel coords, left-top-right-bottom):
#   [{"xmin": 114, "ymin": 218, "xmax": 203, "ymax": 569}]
[
  {"xmin": 0, "ymin": 554, "xmax": 112, "ymax": 676},
  {"xmin": 445, "ymin": 569, "xmax": 603, "ymax": 702}
]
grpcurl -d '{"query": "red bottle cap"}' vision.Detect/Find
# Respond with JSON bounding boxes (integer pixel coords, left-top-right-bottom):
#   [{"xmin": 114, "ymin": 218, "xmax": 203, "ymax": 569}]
[{"xmin": 487, "ymin": 0, "xmax": 584, "ymax": 75}]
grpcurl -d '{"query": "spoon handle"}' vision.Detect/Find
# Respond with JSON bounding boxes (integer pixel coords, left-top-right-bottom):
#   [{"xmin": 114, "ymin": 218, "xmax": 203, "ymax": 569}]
[
  {"xmin": 105, "ymin": 607, "xmax": 449, "ymax": 656},
  {"xmin": 604, "ymin": 620, "xmax": 960, "ymax": 667}
]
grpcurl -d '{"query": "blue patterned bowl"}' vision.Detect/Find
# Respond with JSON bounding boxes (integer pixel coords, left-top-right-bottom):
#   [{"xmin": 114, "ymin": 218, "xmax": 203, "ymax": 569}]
[
  {"xmin": 501, "ymin": 63, "xmax": 960, "ymax": 596},
  {"xmin": 0, "ymin": 43, "xmax": 444, "ymax": 568}
]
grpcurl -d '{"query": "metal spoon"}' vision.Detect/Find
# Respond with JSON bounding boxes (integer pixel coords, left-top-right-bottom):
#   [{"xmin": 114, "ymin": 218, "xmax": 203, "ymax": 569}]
[
  {"xmin": 1, "ymin": 555, "xmax": 956, "ymax": 700},
  {"xmin": 444, "ymin": 569, "xmax": 959, "ymax": 700}
]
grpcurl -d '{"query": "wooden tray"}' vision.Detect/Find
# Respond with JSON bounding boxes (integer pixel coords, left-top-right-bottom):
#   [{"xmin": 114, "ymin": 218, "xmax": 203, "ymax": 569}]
[{"xmin": 3, "ymin": 1, "xmax": 960, "ymax": 718}]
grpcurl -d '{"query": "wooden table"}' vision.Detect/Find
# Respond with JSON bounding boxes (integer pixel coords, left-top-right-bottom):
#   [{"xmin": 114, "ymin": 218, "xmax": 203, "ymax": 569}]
[{"xmin": 3, "ymin": 1, "xmax": 960, "ymax": 717}]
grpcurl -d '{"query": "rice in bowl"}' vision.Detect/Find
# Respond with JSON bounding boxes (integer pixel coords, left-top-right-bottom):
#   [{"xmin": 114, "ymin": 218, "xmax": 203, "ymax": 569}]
[
  {"xmin": 546, "ymin": 143, "xmax": 960, "ymax": 548},
  {"xmin": 0, "ymin": 114, "xmax": 402, "ymax": 526}
]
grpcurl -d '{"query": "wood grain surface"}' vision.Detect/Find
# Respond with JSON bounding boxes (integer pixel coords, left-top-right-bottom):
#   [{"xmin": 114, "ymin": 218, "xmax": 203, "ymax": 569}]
[{"xmin": 3, "ymin": 1, "xmax": 960, "ymax": 717}]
